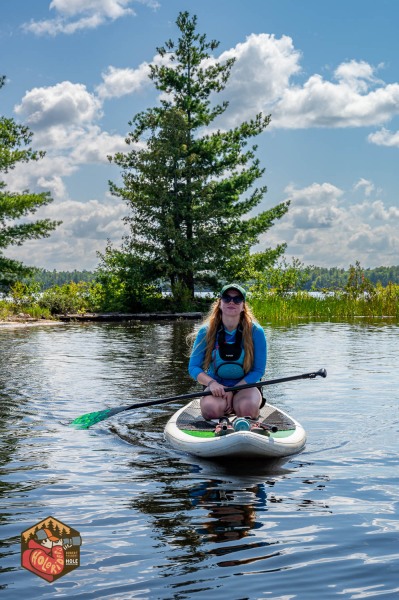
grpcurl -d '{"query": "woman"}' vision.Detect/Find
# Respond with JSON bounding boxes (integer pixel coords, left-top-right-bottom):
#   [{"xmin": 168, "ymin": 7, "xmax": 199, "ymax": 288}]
[{"xmin": 188, "ymin": 284, "xmax": 267, "ymax": 433}]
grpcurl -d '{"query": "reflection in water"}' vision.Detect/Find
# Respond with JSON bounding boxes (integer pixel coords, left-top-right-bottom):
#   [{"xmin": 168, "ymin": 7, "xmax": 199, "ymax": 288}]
[
  {"xmin": 128, "ymin": 476, "xmax": 272, "ymax": 571},
  {"xmin": 190, "ymin": 481, "xmax": 267, "ymax": 542}
]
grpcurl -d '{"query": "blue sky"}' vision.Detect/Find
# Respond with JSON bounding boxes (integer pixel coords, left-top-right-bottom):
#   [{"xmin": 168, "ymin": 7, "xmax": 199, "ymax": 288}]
[{"xmin": 1, "ymin": 0, "xmax": 399, "ymax": 271}]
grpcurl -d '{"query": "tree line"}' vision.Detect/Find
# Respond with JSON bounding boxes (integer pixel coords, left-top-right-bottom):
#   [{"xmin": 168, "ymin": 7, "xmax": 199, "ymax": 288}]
[
  {"xmin": 33, "ymin": 269, "xmax": 96, "ymax": 290},
  {"xmin": 303, "ymin": 265, "xmax": 399, "ymax": 290},
  {"xmin": 30, "ymin": 264, "xmax": 399, "ymax": 292}
]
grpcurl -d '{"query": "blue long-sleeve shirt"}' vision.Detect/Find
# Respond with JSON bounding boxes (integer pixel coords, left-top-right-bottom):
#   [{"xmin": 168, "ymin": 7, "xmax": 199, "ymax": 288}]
[{"xmin": 188, "ymin": 322, "xmax": 267, "ymax": 387}]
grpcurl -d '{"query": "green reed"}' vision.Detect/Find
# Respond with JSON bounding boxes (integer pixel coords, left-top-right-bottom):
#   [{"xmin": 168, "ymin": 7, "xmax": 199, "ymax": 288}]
[{"xmin": 250, "ymin": 284, "xmax": 399, "ymax": 323}]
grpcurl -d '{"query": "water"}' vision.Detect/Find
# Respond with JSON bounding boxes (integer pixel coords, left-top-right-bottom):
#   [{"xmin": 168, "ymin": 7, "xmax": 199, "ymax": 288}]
[{"xmin": 0, "ymin": 320, "xmax": 398, "ymax": 599}]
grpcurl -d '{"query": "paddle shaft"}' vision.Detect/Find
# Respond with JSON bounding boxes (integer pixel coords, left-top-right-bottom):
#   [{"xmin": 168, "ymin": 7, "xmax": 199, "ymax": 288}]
[
  {"xmin": 107, "ymin": 368, "xmax": 327, "ymax": 411},
  {"xmin": 70, "ymin": 368, "xmax": 326, "ymax": 428}
]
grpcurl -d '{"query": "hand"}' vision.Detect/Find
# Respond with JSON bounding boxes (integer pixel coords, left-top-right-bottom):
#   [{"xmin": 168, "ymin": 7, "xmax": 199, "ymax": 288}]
[{"xmin": 208, "ymin": 380, "xmax": 225, "ymax": 398}]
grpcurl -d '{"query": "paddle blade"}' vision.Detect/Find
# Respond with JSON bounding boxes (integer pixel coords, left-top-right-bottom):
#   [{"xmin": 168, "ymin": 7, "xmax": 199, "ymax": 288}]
[{"xmin": 69, "ymin": 406, "xmax": 123, "ymax": 429}]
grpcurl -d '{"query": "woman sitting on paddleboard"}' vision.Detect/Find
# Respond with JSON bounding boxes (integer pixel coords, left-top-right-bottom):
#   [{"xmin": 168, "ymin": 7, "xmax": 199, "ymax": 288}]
[{"xmin": 188, "ymin": 284, "xmax": 267, "ymax": 433}]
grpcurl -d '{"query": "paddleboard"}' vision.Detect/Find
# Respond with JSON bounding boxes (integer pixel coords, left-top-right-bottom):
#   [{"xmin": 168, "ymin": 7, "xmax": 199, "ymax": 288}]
[{"xmin": 164, "ymin": 399, "xmax": 306, "ymax": 462}]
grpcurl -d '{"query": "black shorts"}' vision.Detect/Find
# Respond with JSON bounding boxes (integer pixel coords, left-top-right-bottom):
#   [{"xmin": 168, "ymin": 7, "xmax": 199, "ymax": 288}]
[{"xmin": 259, "ymin": 389, "xmax": 267, "ymax": 408}]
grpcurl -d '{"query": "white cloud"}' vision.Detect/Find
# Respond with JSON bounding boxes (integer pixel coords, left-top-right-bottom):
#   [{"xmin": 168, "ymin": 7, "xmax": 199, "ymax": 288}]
[
  {"xmin": 273, "ymin": 69, "xmax": 399, "ymax": 129},
  {"xmin": 36, "ymin": 175, "xmax": 67, "ymax": 200},
  {"xmin": 22, "ymin": 0, "xmax": 159, "ymax": 36},
  {"xmin": 3, "ymin": 123, "xmax": 126, "ymax": 200},
  {"xmin": 14, "ymin": 81, "xmax": 102, "ymax": 129},
  {"xmin": 346, "ymin": 224, "xmax": 398, "ymax": 255},
  {"xmin": 261, "ymin": 180, "xmax": 399, "ymax": 268},
  {"xmin": 368, "ymin": 127, "xmax": 399, "ymax": 147},
  {"xmin": 50, "ymin": 0, "xmax": 134, "ymax": 19},
  {"xmin": 284, "ymin": 182, "xmax": 344, "ymax": 207},
  {"xmin": 6, "ymin": 195, "xmax": 129, "ymax": 271},
  {"xmin": 8, "ymin": 82, "xmax": 128, "ymax": 195},
  {"xmin": 284, "ymin": 183, "xmax": 345, "ymax": 230},
  {"xmin": 96, "ymin": 52, "xmax": 171, "ymax": 99},
  {"xmin": 96, "ymin": 65, "xmax": 151, "ymax": 99},
  {"xmin": 4, "ymin": 154, "xmax": 79, "ymax": 197},
  {"xmin": 70, "ymin": 127, "xmax": 128, "ymax": 163},
  {"xmin": 353, "ymin": 178, "xmax": 375, "ymax": 197},
  {"xmin": 211, "ymin": 35, "xmax": 399, "ymax": 130},
  {"xmin": 334, "ymin": 60, "xmax": 381, "ymax": 92},
  {"xmin": 367, "ymin": 200, "xmax": 399, "ymax": 220},
  {"xmin": 217, "ymin": 33, "xmax": 301, "ymax": 126}
]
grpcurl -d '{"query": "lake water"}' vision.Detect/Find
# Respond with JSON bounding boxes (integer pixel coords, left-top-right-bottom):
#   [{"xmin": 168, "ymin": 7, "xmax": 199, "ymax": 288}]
[{"xmin": 0, "ymin": 319, "xmax": 398, "ymax": 599}]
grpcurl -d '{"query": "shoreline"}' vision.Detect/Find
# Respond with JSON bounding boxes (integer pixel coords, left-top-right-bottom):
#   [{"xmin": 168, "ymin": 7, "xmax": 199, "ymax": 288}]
[
  {"xmin": 0, "ymin": 318, "xmax": 64, "ymax": 329},
  {"xmin": 0, "ymin": 312, "xmax": 204, "ymax": 328},
  {"xmin": 57, "ymin": 311, "xmax": 203, "ymax": 322}
]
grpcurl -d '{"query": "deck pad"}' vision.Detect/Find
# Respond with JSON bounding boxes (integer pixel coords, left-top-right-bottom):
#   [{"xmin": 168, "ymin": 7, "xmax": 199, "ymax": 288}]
[{"xmin": 175, "ymin": 399, "xmax": 296, "ymax": 435}]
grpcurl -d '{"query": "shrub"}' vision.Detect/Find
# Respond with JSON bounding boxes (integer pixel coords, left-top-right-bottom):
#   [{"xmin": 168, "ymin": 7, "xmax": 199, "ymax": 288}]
[
  {"xmin": 39, "ymin": 281, "xmax": 99, "ymax": 315},
  {"xmin": 9, "ymin": 281, "xmax": 41, "ymax": 307}
]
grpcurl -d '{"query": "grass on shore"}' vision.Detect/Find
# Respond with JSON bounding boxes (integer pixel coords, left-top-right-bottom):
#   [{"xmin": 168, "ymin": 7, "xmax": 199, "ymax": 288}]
[
  {"xmin": 250, "ymin": 284, "xmax": 399, "ymax": 323},
  {"xmin": 0, "ymin": 301, "xmax": 52, "ymax": 321}
]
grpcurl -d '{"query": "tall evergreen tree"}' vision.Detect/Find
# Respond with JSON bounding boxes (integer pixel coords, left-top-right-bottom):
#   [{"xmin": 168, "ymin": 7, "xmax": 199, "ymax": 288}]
[
  {"xmin": 0, "ymin": 76, "xmax": 61, "ymax": 291},
  {"xmin": 109, "ymin": 12, "xmax": 289, "ymax": 298}
]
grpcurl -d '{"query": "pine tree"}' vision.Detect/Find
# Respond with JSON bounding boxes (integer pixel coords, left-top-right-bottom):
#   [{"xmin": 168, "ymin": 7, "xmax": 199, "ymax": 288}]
[
  {"xmin": 109, "ymin": 12, "xmax": 289, "ymax": 299},
  {"xmin": 0, "ymin": 76, "xmax": 61, "ymax": 291}
]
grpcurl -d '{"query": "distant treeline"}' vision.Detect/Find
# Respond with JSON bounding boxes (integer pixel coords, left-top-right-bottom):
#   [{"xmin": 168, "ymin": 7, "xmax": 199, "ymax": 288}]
[
  {"xmin": 303, "ymin": 265, "xmax": 399, "ymax": 290},
  {"xmin": 32, "ymin": 265, "xmax": 399, "ymax": 291},
  {"xmin": 32, "ymin": 269, "xmax": 97, "ymax": 289}
]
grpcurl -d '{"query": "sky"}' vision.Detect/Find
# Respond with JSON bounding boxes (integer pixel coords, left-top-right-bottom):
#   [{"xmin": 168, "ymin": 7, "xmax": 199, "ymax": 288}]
[{"xmin": 1, "ymin": 0, "xmax": 399, "ymax": 272}]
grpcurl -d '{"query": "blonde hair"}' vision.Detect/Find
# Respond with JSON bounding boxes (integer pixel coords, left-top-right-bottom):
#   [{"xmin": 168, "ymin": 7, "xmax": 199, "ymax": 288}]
[{"xmin": 189, "ymin": 299, "xmax": 257, "ymax": 374}]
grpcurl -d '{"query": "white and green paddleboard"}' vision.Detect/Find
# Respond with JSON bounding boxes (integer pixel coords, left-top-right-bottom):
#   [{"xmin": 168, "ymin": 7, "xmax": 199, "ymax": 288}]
[{"xmin": 164, "ymin": 400, "xmax": 306, "ymax": 462}]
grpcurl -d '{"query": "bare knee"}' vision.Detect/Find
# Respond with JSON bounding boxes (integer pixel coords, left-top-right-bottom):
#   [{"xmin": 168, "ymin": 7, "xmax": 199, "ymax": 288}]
[
  {"xmin": 233, "ymin": 390, "xmax": 261, "ymax": 419},
  {"xmin": 200, "ymin": 396, "xmax": 224, "ymax": 420},
  {"xmin": 235, "ymin": 404, "xmax": 258, "ymax": 419}
]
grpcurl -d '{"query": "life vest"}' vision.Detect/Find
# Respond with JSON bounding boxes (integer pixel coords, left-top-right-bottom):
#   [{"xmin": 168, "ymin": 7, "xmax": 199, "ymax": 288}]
[{"xmin": 213, "ymin": 326, "xmax": 246, "ymax": 380}]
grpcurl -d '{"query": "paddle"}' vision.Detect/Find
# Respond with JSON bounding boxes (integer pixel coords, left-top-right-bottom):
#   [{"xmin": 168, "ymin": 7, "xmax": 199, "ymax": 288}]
[{"xmin": 70, "ymin": 368, "xmax": 327, "ymax": 430}]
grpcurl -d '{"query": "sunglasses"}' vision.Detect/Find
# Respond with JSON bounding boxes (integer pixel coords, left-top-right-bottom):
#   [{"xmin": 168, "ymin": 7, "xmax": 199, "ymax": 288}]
[{"xmin": 221, "ymin": 294, "xmax": 244, "ymax": 305}]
